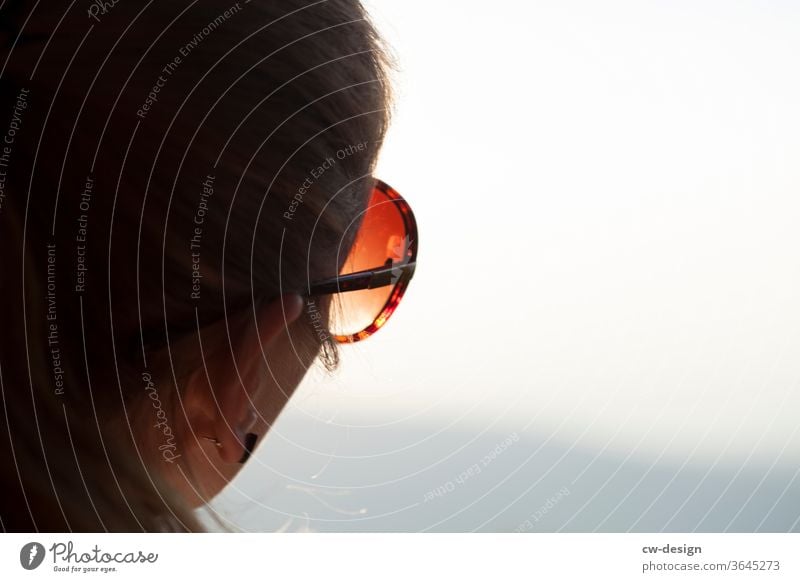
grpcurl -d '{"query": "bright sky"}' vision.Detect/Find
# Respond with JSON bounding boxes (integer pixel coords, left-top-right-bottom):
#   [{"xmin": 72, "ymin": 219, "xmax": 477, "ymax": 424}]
[{"xmin": 284, "ymin": 0, "xmax": 800, "ymax": 464}]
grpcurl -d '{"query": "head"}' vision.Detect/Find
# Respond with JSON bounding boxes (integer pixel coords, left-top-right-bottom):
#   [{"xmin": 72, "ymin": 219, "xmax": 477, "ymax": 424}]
[{"xmin": 0, "ymin": 0, "xmax": 393, "ymax": 530}]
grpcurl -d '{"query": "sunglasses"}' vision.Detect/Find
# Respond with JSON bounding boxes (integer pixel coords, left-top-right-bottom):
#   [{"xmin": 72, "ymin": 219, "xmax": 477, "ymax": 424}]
[
  {"xmin": 133, "ymin": 180, "xmax": 416, "ymax": 355},
  {"xmin": 307, "ymin": 179, "xmax": 418, "ymax": 343}
]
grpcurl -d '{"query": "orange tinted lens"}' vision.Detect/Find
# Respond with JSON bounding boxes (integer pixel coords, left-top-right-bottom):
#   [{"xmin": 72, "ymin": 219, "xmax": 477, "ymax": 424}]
[{"xmin": 328, "ymin": 186, "xmax": 409, "ymax": 338}]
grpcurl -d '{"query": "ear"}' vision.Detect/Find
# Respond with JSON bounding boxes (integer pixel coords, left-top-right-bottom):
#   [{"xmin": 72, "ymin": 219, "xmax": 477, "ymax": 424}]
[{"xmin": 183, "ymin": 294, "xmax": 305, "ymax": 463}]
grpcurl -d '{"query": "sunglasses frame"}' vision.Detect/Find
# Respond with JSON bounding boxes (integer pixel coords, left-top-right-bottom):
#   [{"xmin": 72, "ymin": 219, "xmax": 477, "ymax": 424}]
[{"xmin": 307, "ymin": 180, "xmax": 418, "ymax": 343}]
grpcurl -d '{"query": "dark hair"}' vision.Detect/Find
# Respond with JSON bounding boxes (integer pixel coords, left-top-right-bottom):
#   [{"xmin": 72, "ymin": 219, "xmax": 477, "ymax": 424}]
[{"xmin": 0, "ymin": 0, "xmax": 392, "ymax": 531}]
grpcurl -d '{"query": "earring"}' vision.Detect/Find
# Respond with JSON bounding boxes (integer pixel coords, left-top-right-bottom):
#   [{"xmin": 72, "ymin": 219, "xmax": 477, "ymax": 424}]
[
  {"xmin": 201, "ymin": 435, "xmax": 223, "ymax": 447},
  {"xmin": 201, "ymin": 433, "xmax": 259, "ymax": 464}
]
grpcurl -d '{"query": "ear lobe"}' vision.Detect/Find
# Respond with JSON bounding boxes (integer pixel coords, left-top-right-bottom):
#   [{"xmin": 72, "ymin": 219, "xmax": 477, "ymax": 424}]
[{"xmin": 210, "ymin": 293, "xmax": 305, "ymax": 463}]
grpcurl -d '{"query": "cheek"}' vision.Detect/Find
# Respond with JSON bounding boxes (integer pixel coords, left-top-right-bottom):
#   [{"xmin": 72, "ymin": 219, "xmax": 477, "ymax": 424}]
[
  {"xmin": 251, "ymin": 322, "xmax": 321, "ymax": 429},
  {"xmin": 175, "ymin": 323, "xmax": 323, "ymax": 507}
]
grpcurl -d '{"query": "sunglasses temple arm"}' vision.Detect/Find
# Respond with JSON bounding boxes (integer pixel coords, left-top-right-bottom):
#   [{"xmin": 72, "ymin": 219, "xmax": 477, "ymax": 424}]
[{"xmin": 307, "ymin": 262, "xmax": 416, "ymax": 297}]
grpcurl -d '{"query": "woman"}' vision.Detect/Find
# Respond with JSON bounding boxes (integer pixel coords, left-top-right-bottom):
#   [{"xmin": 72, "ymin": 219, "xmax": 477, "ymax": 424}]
[{"xmin": 0, "ymin": 0, "xmax": 417, "ymax": 531}]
